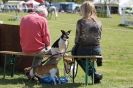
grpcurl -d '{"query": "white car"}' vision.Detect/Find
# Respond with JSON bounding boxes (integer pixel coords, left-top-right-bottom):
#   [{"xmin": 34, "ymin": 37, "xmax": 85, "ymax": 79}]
[{"xmin": 125, "ymin": 7, "xmax": 133, "ymax": 14}]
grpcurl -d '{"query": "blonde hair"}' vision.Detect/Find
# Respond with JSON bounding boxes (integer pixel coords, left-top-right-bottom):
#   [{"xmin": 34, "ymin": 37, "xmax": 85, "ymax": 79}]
[{"xmin": 80, "ymin": 1, "xmax": 97, "ymax": 19}]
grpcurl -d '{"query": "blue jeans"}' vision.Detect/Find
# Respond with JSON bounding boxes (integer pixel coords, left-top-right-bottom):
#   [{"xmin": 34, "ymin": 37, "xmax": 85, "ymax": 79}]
[{"xmin": 72, "ymin": 46, "xmax": 101, "ymax": 76}]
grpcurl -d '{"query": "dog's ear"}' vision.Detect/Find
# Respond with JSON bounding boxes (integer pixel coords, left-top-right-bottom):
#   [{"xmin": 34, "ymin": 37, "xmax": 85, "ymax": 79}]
[
  {"xmin": 67, "ymin": 30, "xmax": 71, "ymax": 34},
  {"xmin": 61, "ymin": 30, "xmax": 65, "ymax": 34}
]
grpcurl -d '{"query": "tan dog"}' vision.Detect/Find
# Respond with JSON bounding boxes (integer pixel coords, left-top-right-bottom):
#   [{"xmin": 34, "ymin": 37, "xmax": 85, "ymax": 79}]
[
  {"xmin": 24, "ymin": 64, "xmax": 59, "ymax": 77},
  {"xmin": 24, "ymin": 30, "xmax": 71, "ymax": 83}
]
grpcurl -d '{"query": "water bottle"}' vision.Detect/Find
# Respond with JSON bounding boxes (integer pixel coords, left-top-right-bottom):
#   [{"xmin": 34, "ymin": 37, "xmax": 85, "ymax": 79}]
[{"xmin": 59, "ymin": 77, "xmax": 68, "ymax": 84}]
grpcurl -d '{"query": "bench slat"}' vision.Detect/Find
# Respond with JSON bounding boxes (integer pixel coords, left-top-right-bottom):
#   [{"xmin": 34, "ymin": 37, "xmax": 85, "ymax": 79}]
[{"xmin": 0, "ymin": 51, "xmax": 102, "ymax": 59}]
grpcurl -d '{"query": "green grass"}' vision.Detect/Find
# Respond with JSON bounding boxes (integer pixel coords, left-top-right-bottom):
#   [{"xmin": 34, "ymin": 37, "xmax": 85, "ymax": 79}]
[{"xmin": 0, "ymin": 12, "xmax": 133, "ymax": 88}]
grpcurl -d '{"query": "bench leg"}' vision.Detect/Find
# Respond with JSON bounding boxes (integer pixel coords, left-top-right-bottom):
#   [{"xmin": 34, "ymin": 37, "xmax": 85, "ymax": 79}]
[
  {"xmin": 85, "ymin": 58, "xmax": 95, "ymax": 85},
  {"xmin": 10, "ymin": 55, "xmax": 16, "ymax": 77},
  {"xmin": 85, "ymin": 59, "xmax": 88, "ymax": 85},
  {"xmin": 72, "ymin": 67, "xmax": 75, "ymax": 83},
  {"xmin": 3, "ymin": 55, "xmax": 16, "ymax": 79},
  {"xmin": 92, "ymin": 59, "xmax": 95, "ymax": 85},
  {"xmin": 72, "ymin": 59, "xmax": 75, "ymax": 83},
  {"xmin": 3, "ymin": 55, "xmax": 7, "ymax": 79}
]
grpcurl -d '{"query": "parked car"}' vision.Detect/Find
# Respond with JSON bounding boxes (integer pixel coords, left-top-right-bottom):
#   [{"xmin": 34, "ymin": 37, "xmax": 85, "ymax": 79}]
[
  {"xmin": 125, "ymin": 7, "xmax": 133, "ymax": 14},
  {"xmin": 52, "ymin": 2, "xmax": 80, "ymax": 13}
]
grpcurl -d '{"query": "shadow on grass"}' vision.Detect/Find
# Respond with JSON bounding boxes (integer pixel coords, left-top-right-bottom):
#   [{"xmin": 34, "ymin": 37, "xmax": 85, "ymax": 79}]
[
  {"xmin": 0, "ymin": 77, "xmax": 39, "ymax": 88},
  {"xmin": 0, "ymin": 77, "xmax": 36, "ymax": 84},
  {"xmin": 124, "ymin": 26, "xmax": 133, "ymax": 30},
  {"xmin": 0, "ymin": 67, "xmax": 37, "ymax": 87},
  {"xmin": 0, "ymin": 68, "xmax": 88, "ymax": 88},
  {"xmin": 40, "ymin": 83, "xmax": 85, "ymax": 88},
  {"xmin": 118, "ymin": 24, "xmax": 133, "ymax": 30},
  {"xmin": 0, "ymin": 77, "xmax": 87, "ymax": 88}
]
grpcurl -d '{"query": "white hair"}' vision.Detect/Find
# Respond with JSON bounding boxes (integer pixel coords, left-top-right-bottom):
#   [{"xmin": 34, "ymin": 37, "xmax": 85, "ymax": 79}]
[{"xmin": 35, "ymin": 6, "xmax": 48, "ymax": 17}]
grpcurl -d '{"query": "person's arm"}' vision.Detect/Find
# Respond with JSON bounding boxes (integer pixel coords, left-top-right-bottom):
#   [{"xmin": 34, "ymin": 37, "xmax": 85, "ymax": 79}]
[
  {"xmin": 99, "ymin": 25, "xmax": 102, "ymax": 39},
  {"xmin": 75, "ymin": 20, "xmax": 81, "ymax": 45},
  {"xmin": 41, "ymin": 18, "xmax": 51, "ymax": 47},
  {"xmin": 97, "ymin": 21, "xmax": 102, "ymax": 39}
]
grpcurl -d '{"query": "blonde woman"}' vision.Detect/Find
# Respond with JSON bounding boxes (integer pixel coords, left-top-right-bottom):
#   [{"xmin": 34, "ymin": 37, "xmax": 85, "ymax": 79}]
[{"xmin": 72, "ymin": 1, "xmax": 103, "ymax": 83}]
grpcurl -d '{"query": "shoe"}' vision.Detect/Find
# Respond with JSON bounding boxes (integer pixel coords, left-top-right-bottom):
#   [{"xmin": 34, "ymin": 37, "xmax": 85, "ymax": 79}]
[
  {"xmin": 96, "ymin": 58, "xmax": 103, "ymax": 66},
  {"xmin": 94, "ymin": 73, "xmax": 103, "ymax": 84}
]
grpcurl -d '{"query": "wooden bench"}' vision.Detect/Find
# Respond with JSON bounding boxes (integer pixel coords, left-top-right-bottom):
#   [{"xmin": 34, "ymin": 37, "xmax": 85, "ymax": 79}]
[{"xmin": 0, "ymin": 51, "xmax": 102, "ymax": 85}]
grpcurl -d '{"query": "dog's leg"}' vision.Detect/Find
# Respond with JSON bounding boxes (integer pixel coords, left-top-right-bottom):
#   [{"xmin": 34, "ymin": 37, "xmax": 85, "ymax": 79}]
[
  {"xmin": 24, "ymin": 67, "xmax": 33, "ymax": 79},
  {"xmin": 56, "ymin": 68, "xmax": 59, "ymax": 77},
  {"xmin": 49, "ymin": 68, "xmax": 58, "ymax": 85},
  {"xmin": 29, "ymin": 69, "xmax": 35, "ymax": 78},
  {"xmin": 56, "ymin": 68, "xmax": 61, "ymax": 84}
]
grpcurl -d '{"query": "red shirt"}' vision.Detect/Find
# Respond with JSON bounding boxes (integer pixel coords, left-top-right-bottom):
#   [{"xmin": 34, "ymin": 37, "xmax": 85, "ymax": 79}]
[
  {"xmin": 35, "ymin": 0, "xmax": 44, "ymax": 3},
  {"xmin": 20, "ymin": 12, "xmax": 51, "ymax": 53}
]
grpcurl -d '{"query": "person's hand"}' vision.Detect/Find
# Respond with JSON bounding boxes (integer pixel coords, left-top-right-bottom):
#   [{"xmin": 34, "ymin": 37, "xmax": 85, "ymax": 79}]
[
  {"xmin": 46, "ymin": 46, "xmax": 51, "ymax": 50},
  {"xmin": 44, "ymin": 46, "xmax": 51, "ymax": 52}
]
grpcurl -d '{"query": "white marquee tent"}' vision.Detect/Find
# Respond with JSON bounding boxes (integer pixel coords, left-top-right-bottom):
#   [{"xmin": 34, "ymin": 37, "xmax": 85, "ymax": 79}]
[
  {"xmin": 92, "ymin": 0, "xmax": 119, "ymax": 17},
  {"xmin": 93, "ymin": 0, "xmax": 119, "ymax": 4},
  {"xmin": 119, "ymin": 0, "xmax": 133, "ymax": 15}
]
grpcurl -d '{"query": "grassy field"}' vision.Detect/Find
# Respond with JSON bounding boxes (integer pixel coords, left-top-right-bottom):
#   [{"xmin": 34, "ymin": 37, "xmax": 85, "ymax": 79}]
[{"xmin": 0, "ymin": 12, "xmax": 133, "ymax": 88}]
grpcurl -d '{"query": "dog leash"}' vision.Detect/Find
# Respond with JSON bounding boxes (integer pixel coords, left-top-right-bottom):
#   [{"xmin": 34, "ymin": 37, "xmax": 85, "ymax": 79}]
[
  {"xmin": 41, "ymin": 39, "xmax": 71, "ymax": 65},
  {"xmin": 41, "ymin": 50, "xmax": 72, "ymax": 65}
]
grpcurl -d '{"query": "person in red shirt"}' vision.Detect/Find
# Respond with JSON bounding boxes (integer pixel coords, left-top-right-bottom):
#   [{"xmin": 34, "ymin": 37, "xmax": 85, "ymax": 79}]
[{"xmin": 20, "ymin": 6, "xmax": 51, "ymax": 76}]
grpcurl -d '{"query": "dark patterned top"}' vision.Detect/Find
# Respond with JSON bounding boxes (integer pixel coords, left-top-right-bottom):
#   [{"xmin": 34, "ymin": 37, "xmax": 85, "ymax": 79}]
[{"xmin": 75, "ymin": 18, "xmax": 102, "ymax": 47}]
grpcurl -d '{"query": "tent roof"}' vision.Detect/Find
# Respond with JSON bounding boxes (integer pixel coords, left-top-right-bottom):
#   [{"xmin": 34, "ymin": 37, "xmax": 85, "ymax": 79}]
[
  {"xmin": 119, "ymin": 0, "xmax": 133, "ymax": 7},
  {"xmin": 93, "ymin": 0, "xmax": 119, "ymax": 4}
]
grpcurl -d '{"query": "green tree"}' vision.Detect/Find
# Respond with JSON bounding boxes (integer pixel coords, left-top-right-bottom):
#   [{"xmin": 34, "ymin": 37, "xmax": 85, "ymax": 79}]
[
  {"xmin": 2, "ymin": 0, "xmax": 8, "ymax": 4},
  {"xmin": 75, "ymin": 0, "xmax": 83, "ymax": 3}
]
